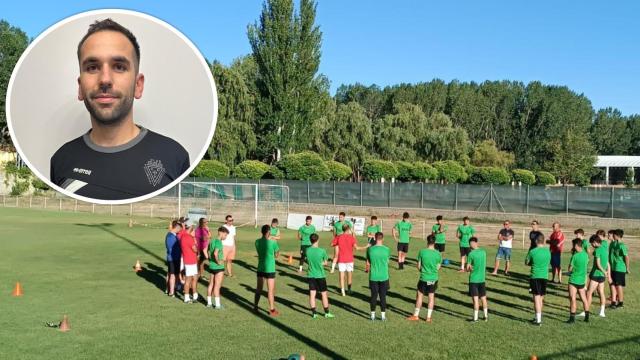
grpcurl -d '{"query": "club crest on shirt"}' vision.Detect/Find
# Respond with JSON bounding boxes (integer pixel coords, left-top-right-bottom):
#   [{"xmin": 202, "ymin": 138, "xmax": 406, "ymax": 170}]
[{"xmin": 144, "ymin": 159, "xmax": 165, "ymax": 187}]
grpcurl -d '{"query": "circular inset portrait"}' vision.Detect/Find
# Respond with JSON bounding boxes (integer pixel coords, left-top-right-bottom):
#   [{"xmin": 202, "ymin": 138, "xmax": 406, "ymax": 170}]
[{"xmin": 6, "ymin": 9, "xmax": 217, "ymax": 204}]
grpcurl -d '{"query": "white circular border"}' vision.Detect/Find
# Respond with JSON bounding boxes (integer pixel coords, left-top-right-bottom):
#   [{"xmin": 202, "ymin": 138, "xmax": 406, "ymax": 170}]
[{"xmin": 6, "ymin": 8, "xmax": 218, "ymax": 205}]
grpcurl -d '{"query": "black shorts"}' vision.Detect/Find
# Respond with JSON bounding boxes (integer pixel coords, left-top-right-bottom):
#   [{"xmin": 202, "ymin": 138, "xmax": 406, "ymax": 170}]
[
  {"xmin": 167, "ymin": 260, "xmax": 181, "ymax": 275},
  {"xmin": 435, "ymin": 243, "xmax": 446, "ymax": 253},
  {"xmin": 257, "ymin": 272, "xmax": 276, "ymax": 279},
  {"xmin": 300, "ymin": 245, "xmax": 311, "ymax": 260},
  {"xmin": 550, "ymin": 252, "xmax": 561, "ymax": 268},
  {"xmin": 589, "ymin": 274, "xmax": 606, "ymax": 283},
  {"xmin": 460, "ymin": 247, "xmax": 471, "ymax": 257},
  {"xmin": 530, "ymin": 278, "xmax": 547, "ymax": 296},
  {"xmin": 417, "ymin": 280, "xmax": 438, "ymax": 295},
  {"xmin": 198, "ymin": 251, "xmax": 208, "ymax": 262},
  {"xmin": 308, "ymin": 278, "xmax": 328, "ymax": 292},
  {"xmin": 469, "ymin": 282, "xmax": 487, "ymax": 297},
  {"xmin": 210, "ymin": 268, "xmax": 224, "ymax": 275},
  {"xmin": 368, "ymin": 237, "xmax": 376, "ymax": 246},
  {"xmin": 568, "ymin": 282, "xmax": 585, "ymax": 290},
  {"xmin": 611, "ymin": 271, "xmax": 626, "ymax": 287},
  {"xmin": 397, "ymin": 243, "xmax": 409, "ymax": 253}
]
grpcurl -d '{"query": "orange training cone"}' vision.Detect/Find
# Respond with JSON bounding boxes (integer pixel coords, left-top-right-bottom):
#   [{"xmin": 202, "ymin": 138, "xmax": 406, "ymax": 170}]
[
  {"xmin": 12, "ymin": 282, "xmax": 23, "ymax": 297},
  {"xmin": 288, "ymin": 254, "xmax": 293, "ymax": 265},
  {"xmin": 530, "ymin": 355, "xmax": 537, "ymax": 360},
  {"xmin": 134, "ymin": 260, "xmax": 142, "ymax": 272},
  {"xmin": 59, "ymin": 315, "xmax": 70, "ymax": 332}
]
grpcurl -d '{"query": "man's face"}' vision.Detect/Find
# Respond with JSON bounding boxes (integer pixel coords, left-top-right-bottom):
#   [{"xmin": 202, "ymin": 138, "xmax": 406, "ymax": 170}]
[
  {"xmin": 372, "ymin": 219, "xmax": 378, "ymax": 225},
  {"xmin": 78, "ymin": 31, "xmax": 144, "ymax": 126},
  {"xmin": 531, "ymin": 223, "xmax": 539, "ymax": 231},
  {"xmin": 306, "ymin": 219, "xmax": 311, "ymax": 225},
  {"xmin": 470, "ymin": 241, "xmax": 478, "ymax": 249},
  {"xmin": 463, "ymin": 219, "xmax": 469, "ymax": 225},
  {"xmin": 218, "ymin": 231, "xmax": 228, "ymax": 241},
  {"xmin": 504, "ymin": 222, "xmax": 510, "ymax": 229},
  {"xmin": 339, "ymin": 215, "xmax": 345, "ymax": 222},
  {"xmin": 437, "ymin": 219, "xmax": 443, "ymax": 225},
  {"xmin": 553, "ymin": 224, "xmax": 560, "ymax": 231},
  {"xmin": 226, "ymin": 217, "xmax": 233, "ymax": 225}
]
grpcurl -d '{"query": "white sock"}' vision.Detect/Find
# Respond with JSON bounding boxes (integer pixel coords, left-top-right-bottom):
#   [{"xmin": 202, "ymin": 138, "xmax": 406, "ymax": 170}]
[
  {"xmin": 600, "ymin": 305, "xmax": 605, "ymax": 313},
  {"xmin": 484, "ymin": 308, "xmax": 488, "ymax": 319},
  {"xmin": 427, "ymin": 309, "xmax": 433, "ymax": 319},
  {"xmin": 473, "ymin": 310, "xmax": 478, "ymax": 321},
  {"xmin": 215, "ymin": 297, "xmax": 221, "ymax": 307},
  {"xmin": 381, "ymin": 311, "xmax": 386, "ymax": 320},
  {"xmin": 299, "ymin": 265, "xmax": 303, "ymax": 271},
  {"xmin": 193, "ymin": 293, "xmax": 198, "ymax": 301},
  {"xmin": 536, "ymin": 312, "xmax": 542, "ymax": 323},
  {"xmin": 370, "ymin": 311, "xmax": 376, "ymax": 320},
  {"xmin": 184, "ymin": 294, "xmax": 191, "ymax": 302},
  {"xmin": 331, "ymin": 262, "xmax": 336, "ymax": 272},
  {"xmin": 207, "ymin": 296, "xmax": 212, "ymax": 305},
  {"xmin": 413, "ymin": 308, "xmax": 420, "ymax": 317}
]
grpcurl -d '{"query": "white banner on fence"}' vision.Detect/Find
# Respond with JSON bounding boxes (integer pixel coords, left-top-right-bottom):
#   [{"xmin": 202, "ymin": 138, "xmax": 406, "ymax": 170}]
[
  {"xmin": 322, "ymin": 215, "xmax": 366, "ymax": 236},
  {"xmin": 287, "ymin": 213, "xmax": 325, "ymax": 232}
]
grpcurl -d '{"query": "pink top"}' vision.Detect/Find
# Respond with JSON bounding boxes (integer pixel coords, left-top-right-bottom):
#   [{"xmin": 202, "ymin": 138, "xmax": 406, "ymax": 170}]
[{"xmin": 195, "ymin": 227, "xmax": 210, "ymax": 252}]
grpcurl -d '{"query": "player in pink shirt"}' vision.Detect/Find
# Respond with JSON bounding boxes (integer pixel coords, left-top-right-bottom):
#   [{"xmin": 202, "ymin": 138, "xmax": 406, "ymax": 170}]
[{"xmin": 195, "ymin": 218, "xmax": 211, "ymax": 279}]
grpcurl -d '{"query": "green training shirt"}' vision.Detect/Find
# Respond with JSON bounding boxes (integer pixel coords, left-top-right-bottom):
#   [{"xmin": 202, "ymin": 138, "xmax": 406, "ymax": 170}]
[
  {"xmin": 418, "ymin": 248, "xmax": 442, "ymax": 282},
  {"xmin": 255, "ymin": 237, "xmax": 280, "ymax": 273},
  {"xmin": 367, "ymin": 224, "xmax": 381, "ymax": 237},
  {"xmin": 208, "ymin": 238, "xmax": 225, "ymax": 271},
  {"xmin": 468, "ymin": 248, "xmax": 487, "ymax": 283},
  {"xmin": 432, "ymin": 224, "xmax": 448, "ymax": 244},
  {"xmin": 457, "ymin": 224, "xmax": 475, "ymax": 248},
  {"xmin": 591, "ymin": 245, "xmax": 609, "ymax": 277},
  {"xmin": 569, "ymin": 250, "xmax": 589, "ymax": 286},
  {"xmin": 367, "ymin": 245, "xmax": 390, "ymax": 282},
  {"xmin": 610, "ymin": 241, "xmax": 628, "ymax": 273},
  {"xmin": 306, "ymin": 246, "xmax": 328, "ymax": 279},
  {"xmin": 334, "ymin": 220, "xmax": 353, "ymax": 235},
  {"xmin": 395, "ymin": 220, "xmax": 413, "ymax": 244},
  {"xmin": 525, "ymin": 247, "xmax": 551, "ymax": 279},
  {"xmin": 298, "ymin": 224, "xmax": 316, "ymax": 246}
]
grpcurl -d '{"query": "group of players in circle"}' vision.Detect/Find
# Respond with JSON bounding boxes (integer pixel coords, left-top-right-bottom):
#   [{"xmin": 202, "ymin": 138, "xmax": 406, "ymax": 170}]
[{"xmin": 164, "ymin": 211, "xmax": 630, "ymax": 325}]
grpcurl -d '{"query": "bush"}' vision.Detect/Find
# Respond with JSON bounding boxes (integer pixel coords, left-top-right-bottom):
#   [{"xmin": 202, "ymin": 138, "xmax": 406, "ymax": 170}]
[
  {"xmin": 31, "ymin": 178, "xmax": 49, "ymax": 191},
  {"xmin": 326, "ymin": 161, "xmax": 352, "ymax": 181},
  {"xmin": 234, "ymin": 160, "xmax": 270, "ymax": 180},
  {"xmin": 468, "ymin": 167, "xmax": 511, "ymax": 185},
  {"xmin": 624, "ymin": 167, "xmax": 635, "ymax": 188},
  {"xmin": 512, "ymin": 169, "xmax": 536, "ymax": 185},
  {"xmin": 433, "ymin": 160, "xmax": 467, "ymax": 184},
  {"xmin": 412, "ymin": 162, "xmax": 439, "ymax": 182},
  {"xmin": 395, "ymin": 161, "xmax": 415, "ymax": 182},
  {"xmin": 10, "ymin": 180, "xmax": 29, "ymax": 196},
  {"xmin": 572, "ymin": 173, "xmax": 591, "ymax": 187},
  {"xmin": 264, "ymin": 165, "xmax": 284, "ymax": 180},
  {"xmin": 362, "ymin": 160, "xmax": 399, "ymax": 181},
  {"xmin": 536, "ymin": 171, "xmax": 556, "ymax": 186},
  {"xmin": 279, "ymin": 151, "xmax": 331, "ymax": 181},
  {"xmin": 190, "ymin": 160, "xmax": 229, "ymax": 179}
]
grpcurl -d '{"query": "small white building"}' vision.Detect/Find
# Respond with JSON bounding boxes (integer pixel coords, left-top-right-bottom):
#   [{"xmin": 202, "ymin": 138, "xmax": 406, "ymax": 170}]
[{"xmin": 594, "ymin": 156, "xmax": 640, "ymax": 185}]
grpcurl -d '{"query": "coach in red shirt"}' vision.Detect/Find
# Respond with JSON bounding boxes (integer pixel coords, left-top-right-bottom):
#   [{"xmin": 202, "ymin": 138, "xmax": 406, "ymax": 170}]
[
  {"xmin": 180, "ymin": 225, "xmax": 199, "ymax": 303},
  {"xmin": 549, "ymin": 222, "xmax": 565, "ymax": 284},
  {"xmin": 331, "ymin": 224, "xmax": 365, "ymax": 296}
]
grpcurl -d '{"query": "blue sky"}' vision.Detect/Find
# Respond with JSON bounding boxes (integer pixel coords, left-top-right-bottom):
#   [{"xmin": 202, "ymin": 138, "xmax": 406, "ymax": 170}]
[{"xmin": 2, "ymin": 1, "xmax": 639, "ymax": 115}]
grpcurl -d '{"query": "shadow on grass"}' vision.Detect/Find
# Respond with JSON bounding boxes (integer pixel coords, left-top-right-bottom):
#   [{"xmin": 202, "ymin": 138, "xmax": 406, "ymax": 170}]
[
  {"xmin": 539, "ymin": 335, "xmax": 640, "ymax": 360},
  {"xmin": 75, "ymin": 223, "xmax": 164, "ymax": 263},
  {"xmin": 286, "ymin": 284, "xmax": 370, "ymax": 319},
  {"xmin": 136, "ymin": 262, "xmax": 167, "ymax": 293}
]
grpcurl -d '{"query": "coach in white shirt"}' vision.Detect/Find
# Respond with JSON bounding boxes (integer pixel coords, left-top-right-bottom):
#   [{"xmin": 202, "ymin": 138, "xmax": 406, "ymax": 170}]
[{"xmin": 222, "ymin": 214, "xmax": 237, "ymax": 277}]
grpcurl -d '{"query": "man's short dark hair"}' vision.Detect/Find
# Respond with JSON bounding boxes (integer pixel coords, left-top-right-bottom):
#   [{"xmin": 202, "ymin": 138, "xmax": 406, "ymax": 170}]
[
  {"xmin": 615, "ymin": 229, "xmax": 624, "ymax": 238},
  {"xmin": 226, "ymin": 215, "xmax": 233, "ymax": 221},
  {"xmin": 436, "ymin": 215, "xmax": 443, "ymax": 221},
  {"xmin": 536, "ymin": 233, "xmax": 545, "ymax": 245},
  {"xmin": 596, "ymin": 229, "xmax": 606, "ymax": 237},
  {"xmin": 469, "ymin": 236, "xmax": 478, "ymax": 244},
  {"xmin": 427, "ymin": 234, "xmax": 436, "ymax": 245},
  {"xmin": 371, "ymin": 216, "xmax": 377, "ymax": 221},
  {"xmin": 402, "ymin": 212, "xmax": 410, "ymax": 219},
  {"xmin": 261, "ymin": 224, "xmax": 271, "ymax": 236},
  {"xmin": 342, "ymin": 223, "xmax": 350, "ymax": 232},
  {"xmin": 271, "ymin": 218, "xmax": 279, "ymax": 225},
  {"xmin": 339, "ymin": 212, "xmax": 346, "ymax": 217},
  {"xmin": 572, "ymin": 238, "xmax": 582, "ymax": 248},
  {"xmin": 463, "ymin": 216, "xmax": 470, "ymax": 222},
  {"xmin": 218, "ymin": 226, "xmax": 229, "ymax": 234},
  {"xmin": 589, "ymin": 234, "xmax": 601, "ymax": 245},
  {"xmin": 78, "ymin": 19, "xmax": 140, "ymax": 69},
  {"xmin": 574, "ymin": 228, "xmax": 584, "ymax": 236},
  {"xmin": 305, "ymin": 215, "xmax": 312, "ymax": 221},
  {"xmin": 375, "ymin": 232, "xmax": 384, "ymax": 241},
  {"xmin": 310, "ymin": 233, "xmax": 319, "ymax": 244}
]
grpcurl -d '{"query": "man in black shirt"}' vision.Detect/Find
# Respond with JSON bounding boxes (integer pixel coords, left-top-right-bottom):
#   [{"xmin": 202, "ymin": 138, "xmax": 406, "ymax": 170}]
[
  {"xmin": 50, "ymin": 19, "xmax": 189, "ymax": 200},
  {"xmin": 529, "ymin": 220, "xmax": 544, "ymax": 251}
]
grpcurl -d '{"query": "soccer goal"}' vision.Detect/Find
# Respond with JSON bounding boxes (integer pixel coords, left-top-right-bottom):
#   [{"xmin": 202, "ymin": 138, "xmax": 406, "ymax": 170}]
[{"xmin": 177, "ymin": 181, "xmax": 290, "ymax": 227}]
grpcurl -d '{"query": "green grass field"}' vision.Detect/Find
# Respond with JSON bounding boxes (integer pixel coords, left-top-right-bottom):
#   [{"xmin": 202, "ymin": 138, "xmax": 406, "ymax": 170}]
[{"xmin": 1, "ymin": 207, "xmax": 639, "ymax": 359}]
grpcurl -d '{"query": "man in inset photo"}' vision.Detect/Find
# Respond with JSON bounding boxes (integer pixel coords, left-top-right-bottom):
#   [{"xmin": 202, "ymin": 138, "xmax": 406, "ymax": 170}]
[{"xmin": 50, "ymin": 19, "xmax": 189, "ymax": 200}]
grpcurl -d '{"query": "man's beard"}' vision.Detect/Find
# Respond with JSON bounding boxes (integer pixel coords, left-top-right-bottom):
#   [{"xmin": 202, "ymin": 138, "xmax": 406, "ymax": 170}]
[{"xmin": 83, "ymin": 89, "xmax": 134, "ymax": 126}]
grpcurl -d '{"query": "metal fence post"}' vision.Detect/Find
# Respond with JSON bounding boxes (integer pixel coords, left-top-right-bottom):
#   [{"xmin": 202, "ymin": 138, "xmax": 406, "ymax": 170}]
[
  {"xmin": 526, "ymin": 185, "xmax": 530, "ymax": 214},
  {"xmin": 388, "ymin": 182, "xmax": 392, "ymax": 207},
  {"xmin": 360, "ymin": 182, "xmax": 363, "ymax": 206},
  {"xmin": 610, "ymin": 187, "xmax": 614, "ymax": 218},
  {"xmin": 333, "ymin": 181, "xmax": 336, "ymax": 205},
  {"xmin": 420, "ymin": 182, "xmax": 424, "ymax": 208},
  {"xmin": 565, "ymin": 186, "xmax": 569, "ymax": 215},
  {"xmin": 489, "ymin": 184, "xmax": 493, "ymax": 213},
  {"xmin": 307, "ymin": 180, "xmax": 310, "ymax": 203},
  {"xmin": 454, "ymin": 184, "xmax": 458, "ymax": 211}
]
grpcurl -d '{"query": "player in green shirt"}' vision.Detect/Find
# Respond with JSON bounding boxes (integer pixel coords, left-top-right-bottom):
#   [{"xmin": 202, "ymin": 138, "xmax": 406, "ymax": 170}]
[
  {"xmin": 567, "ymin": 238, "xmax": 590, "ymax": 323},
  {"xmin": 586, "ymin": 235, "xmax": 609, "ymax": 317},
  {"xmin": 269, "ymin": 218, "xmax": 281, "ymax": 241},
  {"xmin": 367, "ymin": 232, "xmax": 391, "ymax": 321},
  {"xmin": 456, "ymin": 216, "xmax": 476, "ymax": 272},
  {"xmin": 393, "ymin": 212, "xmax": 413, "ymax": 270},
  {"xmin": 407, "ymin": 234, "xmax": 441, "ymax": 323},
  {"xmin": 610, "ymin": 229, "xmax": 630, "ymax": 309},
  {"xmin": 432, "ymin": 215, "xmax": 448, "ymax": 253},
  {"xmin": 306, "ymin": 233, "xmax": 335, "ymax": 319},
  {"xmin": 466, "ymin": 237, "xmax": 488, "ymax": 322},
  {"xmin": 573, "ymin": 228, "xmax": 590, "ymax": 255},
  {"xmin": 206, "ymin": 227, "xmax": 228, "ymax": 309},
  {"xmin": 297, "ymin": 216, "xmax": 316, "ymax": 273},
  {"xmin": 254, "ymin": 224, "xmax": 281, "ymax": 317},
  {"xmin": 525, "ymin": 234, "xmax": 551, "ymax": 326},
  {"xmin": 365, "ymin": 216, "xmax": 381, "ymax": 273}
]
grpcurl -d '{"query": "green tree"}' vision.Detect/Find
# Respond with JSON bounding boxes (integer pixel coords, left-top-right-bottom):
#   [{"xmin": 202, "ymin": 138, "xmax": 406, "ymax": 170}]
[
  {"xmin": 512, "ymin": 169, "xmax": 536, "ymax": 185},
  {"xmin": 471, "ymin": 140, "xmax": 515, "ymax": 168},
  {"xmin": 626, "ymin": 115, "xmax": 640, "ymax": 155},
  {"xmin": 624, "ymin": 167, "xmax": 635, "ymax": 188},
  {"xmin": 412, "ymin": 162, "xmax": 439, "ymax": 182},
  {"xmin": 248, "ymin": 0, "xmax": 324, "ymax": 162},
  {"xmin": 590, "ymin": 108, "xmax": 631, "ymax": 155},
  {"xmin": 208, "ymin": 62, "xmax": 257, "ymax": 167},
  {"xmin": 374, "ymin": 103, "xmax": 425, "ymax": 161},
  {"xmin": 0, "ymin": 21, "xmax": 29, "ymax": 147},
  {"xmin": 326, "ymin": 160, "xmax": 352, "ymax": 181},
  {"xmin": 362, "ymin": 160, "xmax": 399, "ymax": 181},
  {"xmin": 419, "ymin": 112, "xmax": 471, "ymax": 162},
  {"xmin": 535, "ymin": 171, "xmax": 556, "ymax": 186},
  {"xmin": 547, "ymin": 130, "xmax": 597, "ymax": 185},
  {"xmin": 191, "ymin": 160, "xmax": 230, "ymax": 179},
  {"xmin": 433, "ymin": 160, "xmax": 467, "ymax": 184},
  {"xmin": 278, "ymin": 151, "xmax": 330, "ymax": 180},
  {"xmin": 234, "ymin": 160, "xmax": 270, "ymax": 179},
  {"xmin": 395, "ymin": 161, "xmax": 415, "ymax": 182}
]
